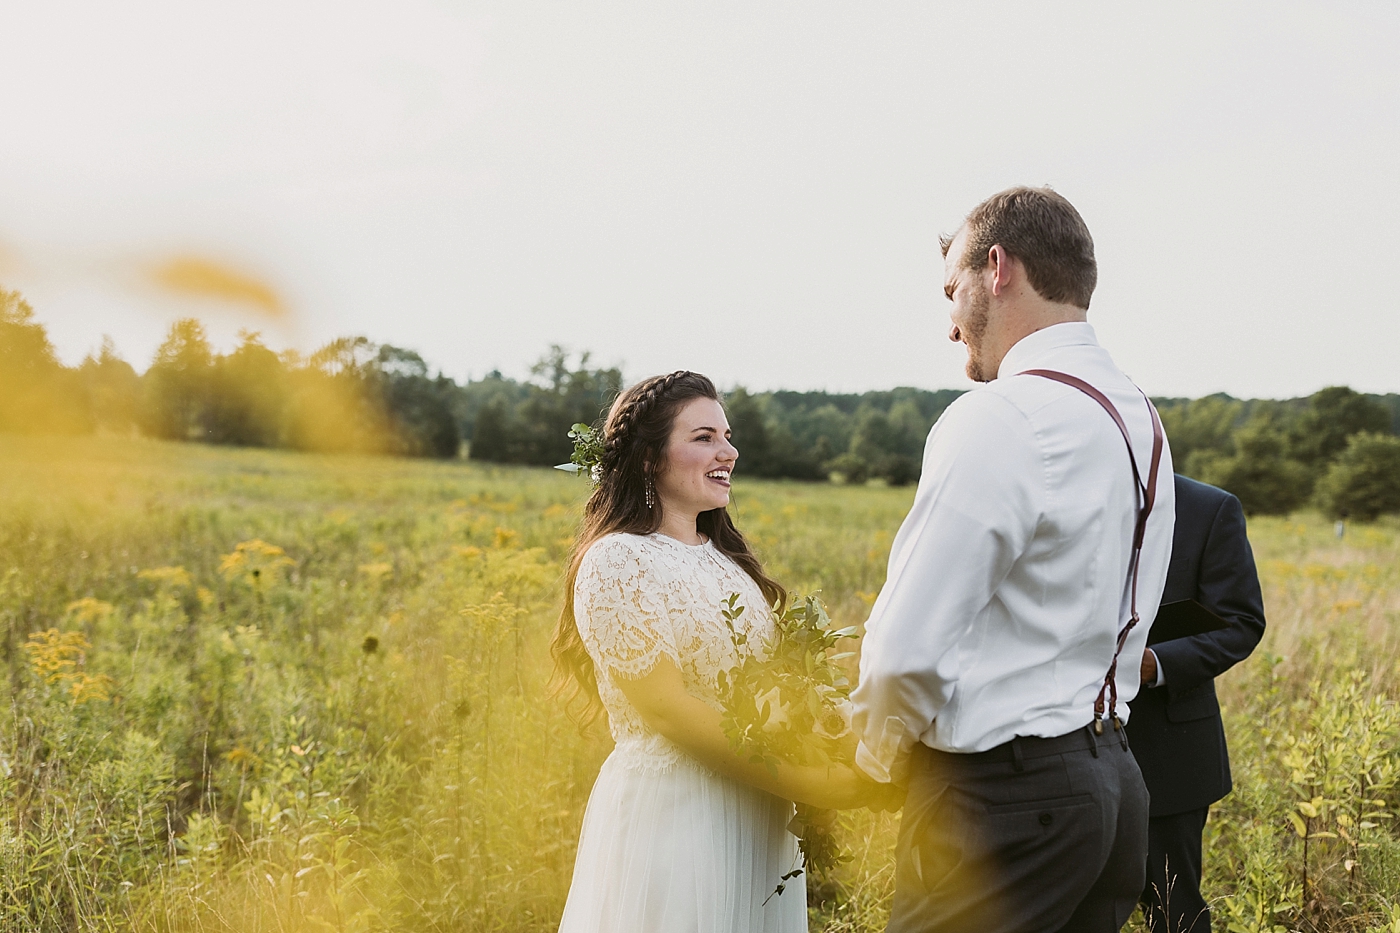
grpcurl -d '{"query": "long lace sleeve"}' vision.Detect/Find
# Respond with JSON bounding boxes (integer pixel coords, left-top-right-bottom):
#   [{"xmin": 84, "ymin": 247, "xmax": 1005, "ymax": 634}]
[{"xmin": 575, "ymin": 536, "xmax": 679, "ymax": 681}]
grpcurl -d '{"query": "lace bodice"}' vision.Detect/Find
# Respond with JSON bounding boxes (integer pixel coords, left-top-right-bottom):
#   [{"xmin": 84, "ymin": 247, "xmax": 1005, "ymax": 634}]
[{"xmin": 574, "ymin": 533, "xmax": 774, "ymax": 771}]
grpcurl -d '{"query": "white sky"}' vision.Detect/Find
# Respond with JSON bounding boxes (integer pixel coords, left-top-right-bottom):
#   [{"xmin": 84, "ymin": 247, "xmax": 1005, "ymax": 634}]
[{"xmin": 2, "ymin": 2, "xmax": 1397, "ymax": 398}]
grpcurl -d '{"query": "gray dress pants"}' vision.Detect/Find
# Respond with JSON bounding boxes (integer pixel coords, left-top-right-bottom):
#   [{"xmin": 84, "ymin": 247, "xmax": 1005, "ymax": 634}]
[{"xmin": 888, "ymin": 725, "xmax": 1150, "ymax": 933}]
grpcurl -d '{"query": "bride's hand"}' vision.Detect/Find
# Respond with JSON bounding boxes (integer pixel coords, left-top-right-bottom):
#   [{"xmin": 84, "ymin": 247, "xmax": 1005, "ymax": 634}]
[
  {"xmin": 867, "ymin": 779, "xmax": 907, "ymax": 812},
  {"xmin": 796, "ymin": 764, "xmax": 899, "ymax": 811}
]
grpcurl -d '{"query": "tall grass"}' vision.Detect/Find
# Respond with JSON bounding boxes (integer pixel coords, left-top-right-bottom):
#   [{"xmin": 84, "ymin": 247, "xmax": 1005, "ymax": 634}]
[{"xmin": 1, "ymin": 434, "xmax": 1398, "ymax": 931}]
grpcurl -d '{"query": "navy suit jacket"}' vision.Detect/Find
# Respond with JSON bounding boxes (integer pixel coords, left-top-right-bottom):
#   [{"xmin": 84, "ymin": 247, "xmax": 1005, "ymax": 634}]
[{"xmin": 1126, "ymin": 474, "xmax": 1266, "ymax": 818}]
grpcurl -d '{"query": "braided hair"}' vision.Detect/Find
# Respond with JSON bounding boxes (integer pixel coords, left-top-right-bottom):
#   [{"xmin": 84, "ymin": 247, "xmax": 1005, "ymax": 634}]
[{"xmin": 551, "ymin": 371, "xmax": 786, "ymax": 726}]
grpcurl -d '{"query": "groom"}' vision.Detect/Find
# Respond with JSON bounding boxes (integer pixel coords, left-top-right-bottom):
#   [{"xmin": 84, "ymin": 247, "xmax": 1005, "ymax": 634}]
[{"xmin": 851, "ymin": 187, "xmax": 1176, "ymax": 932}]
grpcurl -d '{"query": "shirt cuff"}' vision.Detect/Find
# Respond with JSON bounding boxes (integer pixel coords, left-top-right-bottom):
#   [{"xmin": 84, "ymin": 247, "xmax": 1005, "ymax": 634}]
[
  {"xmin": 1150, "ymin": 649, "xmax": 1166, "ymax": 688},
  {"xmin": 855, "ymin": 715, "xmax": 911, "ymax": 784},
  {"xmin": 855, "ymin": 740, "xmax": 892, "ymax": 783}
]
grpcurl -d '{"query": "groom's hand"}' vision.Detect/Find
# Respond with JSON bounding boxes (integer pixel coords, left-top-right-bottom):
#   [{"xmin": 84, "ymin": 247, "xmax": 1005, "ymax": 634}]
[
  {"xmin": 1139, "ymin": 649, "xmax": 1157, "ymax": 686},
  {"xmin": 868, "ymin": 780, "xmax": 906, "ymax": 813}
]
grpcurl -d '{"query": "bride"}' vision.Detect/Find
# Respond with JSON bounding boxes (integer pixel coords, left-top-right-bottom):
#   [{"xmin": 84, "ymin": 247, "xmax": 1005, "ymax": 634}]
[{"xmin": 553, "ymin": 371, "xmax": 881, "ymax": 933}]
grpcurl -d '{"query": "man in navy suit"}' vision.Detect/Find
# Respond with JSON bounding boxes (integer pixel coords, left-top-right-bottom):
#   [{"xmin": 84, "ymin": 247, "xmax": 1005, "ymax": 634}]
[{"xmin": 1127, "ymin": 474, "xmax": 1266, "ymax": 932}]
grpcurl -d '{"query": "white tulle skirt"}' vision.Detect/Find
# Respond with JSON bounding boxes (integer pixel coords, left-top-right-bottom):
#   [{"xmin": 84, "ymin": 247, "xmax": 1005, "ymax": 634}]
[{"xmin": 558, "ymin": 746, "xmax": 807, "ymax": 933}]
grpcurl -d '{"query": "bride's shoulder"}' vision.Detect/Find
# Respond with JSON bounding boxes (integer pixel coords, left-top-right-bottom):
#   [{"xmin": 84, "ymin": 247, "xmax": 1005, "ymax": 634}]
[{"xmin": 577, "ymin": 533, "xmax": 660, "ymax": 576}]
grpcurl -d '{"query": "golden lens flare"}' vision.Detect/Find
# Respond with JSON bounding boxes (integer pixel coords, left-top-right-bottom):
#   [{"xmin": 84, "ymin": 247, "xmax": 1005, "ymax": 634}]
[{"xmin": 150, "ymin": 255, "xmax": 285, "ymax": 317}]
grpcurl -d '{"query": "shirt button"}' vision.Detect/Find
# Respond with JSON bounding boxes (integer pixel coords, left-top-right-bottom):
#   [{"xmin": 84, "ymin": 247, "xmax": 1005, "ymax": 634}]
[{"xmin": 1039, "ymin": 813, "xmax": 1053, "ymax": 826}]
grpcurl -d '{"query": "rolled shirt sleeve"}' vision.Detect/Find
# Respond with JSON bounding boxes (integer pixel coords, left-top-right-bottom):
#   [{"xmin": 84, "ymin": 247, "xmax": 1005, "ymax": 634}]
[{"xmin": 851, "ymin": 391, "xmax": 1043, "ymax": 782}]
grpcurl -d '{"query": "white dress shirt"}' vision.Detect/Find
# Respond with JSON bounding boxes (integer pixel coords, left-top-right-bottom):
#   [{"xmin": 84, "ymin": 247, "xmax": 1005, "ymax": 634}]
[{"xmin": 852, "ymin": 322, "xmax": 1175, "ymax": 781}]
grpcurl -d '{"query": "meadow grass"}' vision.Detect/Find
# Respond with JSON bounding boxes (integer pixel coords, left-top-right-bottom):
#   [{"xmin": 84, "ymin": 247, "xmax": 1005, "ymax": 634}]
[{"xmin": 1, "ymin": 434, "xmax": 1397, "ymax": 932}]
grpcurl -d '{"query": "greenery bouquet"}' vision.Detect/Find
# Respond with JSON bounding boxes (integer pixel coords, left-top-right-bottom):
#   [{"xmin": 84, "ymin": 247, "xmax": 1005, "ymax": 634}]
[{"xmin": 715, "ymin": 592, "xmax": 860, "ymax": 887}]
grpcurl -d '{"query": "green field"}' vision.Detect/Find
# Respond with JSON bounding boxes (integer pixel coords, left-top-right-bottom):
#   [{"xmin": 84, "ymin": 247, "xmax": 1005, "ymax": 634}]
[{"xmin": 2, "ymin": 435, "xmax": 1398, "ymax": 932}]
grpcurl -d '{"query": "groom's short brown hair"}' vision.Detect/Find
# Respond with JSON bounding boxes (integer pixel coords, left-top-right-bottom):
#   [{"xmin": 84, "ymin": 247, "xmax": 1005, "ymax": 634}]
[{"xmin": 942, "ymin": 186, "xmax": 1098, "ymax": 310}]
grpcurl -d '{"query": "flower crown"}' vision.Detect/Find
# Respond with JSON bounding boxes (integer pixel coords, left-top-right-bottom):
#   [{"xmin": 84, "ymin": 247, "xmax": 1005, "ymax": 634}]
[{"xmin": 554, "ymin": 422, "xmax": 606, "ymax": 483}]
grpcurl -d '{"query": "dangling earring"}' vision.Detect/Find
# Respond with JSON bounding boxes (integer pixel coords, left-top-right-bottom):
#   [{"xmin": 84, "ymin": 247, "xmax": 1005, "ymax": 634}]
[{"xmin": 645, "ymin": 477, "xmax": 655, "ymax": 510}]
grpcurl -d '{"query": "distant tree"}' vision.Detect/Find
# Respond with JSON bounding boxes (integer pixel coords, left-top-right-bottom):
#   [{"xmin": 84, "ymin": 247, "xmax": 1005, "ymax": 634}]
[
  {"xmin": 1191, "ymin": 416, "xmax": 1312, "ymax": 515},
  {"xmin": 468, "ymin": 346, "xmax": 620, "ymax": 466},
  {"xmin": 759, "ymin": 387, "xmax": 955, "ymax": 484},
  {"xmin": 826, "ymin": 451, "xmax": 870, "ymax": 484},
  {"xmin": 0, "ymin": 288, "xmax": 90, "ymax": 434},
  {"xmin": 1155, "ymin": 394, "xmax": 1244, "ymax": 467},
  {"xmin": 0, "ymin": 288, "xmax": 58, "ymax": 383},
  {"xmin": 1315, "ymin": 433, "xmax": 1400, "ymax": 522},
  {"xmin": 377, "ymin": 345, "xmax": 460, "ymax": 458},
  {"xmin": 789, "ymin": 403, "xmax": 855, "ymax": 468},
  {"xmin": 1289, "ymin": 386, "xmax": 1392, "ymax": 471},
  {"xmin": 469, "ymin": 398, "xmax": 512, "ymax": 462},
  {"xmin": 141, "ymin": 319, "xmax": 214, "ymax": 440},
  {"xmin": 453, "ymin": 369, "xmax": 529, "ymax": 445},
  {"xmin": 723, "ymin": 388, "xmax": 774, "ymax": 474},
  {"xmin": 1372, "ymin": 393, "xmax": 1400, "ymax": 435},
  {"xmin": 204, "ymin": 331, "xmax": 288, "ymax": 447},
  {"xmin": 849, "ymin": 410, "xmax": 898, "ymax": 483},
  {"xmin": 848, "ymin": 401, "xmax": 924, "ymax": 486},
  {"xmin": 759, "ymin": 419, "xmax": 827, "ymax": 480},
  {"xmin": 286, "ymin": 336, "xmax": 393, "ymax": 454},
  {"xmin": 79, "ymin": 336, "xmax": 141, "ymax": 434}
]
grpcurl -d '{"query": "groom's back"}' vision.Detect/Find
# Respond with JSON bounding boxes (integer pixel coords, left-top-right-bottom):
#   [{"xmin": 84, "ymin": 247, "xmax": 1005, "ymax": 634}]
[
  {"xmin": 965, "ymin": 336, "xmax": 1175, "ymax": 743},
  {"xmin": 878, "ymin": 324, "xmax": 1176, "ymax": 755}
]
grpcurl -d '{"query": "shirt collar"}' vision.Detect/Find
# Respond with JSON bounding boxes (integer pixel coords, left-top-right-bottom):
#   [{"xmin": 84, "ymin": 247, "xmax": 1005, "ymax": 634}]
[{"xmin": 996, "ymin": 321, "xmax": 1099, "ymax": 380}]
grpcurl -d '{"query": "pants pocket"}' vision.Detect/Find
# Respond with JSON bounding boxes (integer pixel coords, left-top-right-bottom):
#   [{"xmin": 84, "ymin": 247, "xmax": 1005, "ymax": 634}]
[
  {"xmin": 986, "ymin": 793, "xmax": 1102, "ymax": 866},
  {"xmin": 897, "ymin": 782, "xmax": 960, "ymax": 893},
  {"xmin": 986, "ymin": 792, "xmax": 1094, "ymax": 815}
]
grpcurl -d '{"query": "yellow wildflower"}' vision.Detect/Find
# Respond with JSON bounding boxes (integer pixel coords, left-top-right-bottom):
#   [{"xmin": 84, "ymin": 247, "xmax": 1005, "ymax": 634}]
[
  {"xmin": 22, "ymin": 629, "xmax": 115, "ymax": 704},
  {"xmin": 65, "ymin": 598, "xmax": 115, "ymax": 625},
  {"xmin": 219, "ymin": 540, "xmax": 295, "ymax": 586},
  {"xmin": 137, "ymin": 566, "xmax": 193, "ymax": 589}
]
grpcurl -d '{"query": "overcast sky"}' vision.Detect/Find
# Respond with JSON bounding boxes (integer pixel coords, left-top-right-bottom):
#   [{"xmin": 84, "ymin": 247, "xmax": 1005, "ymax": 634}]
[{"xmin": 2, "ymin": 2, "xmax": 1397, "ymax": 398}]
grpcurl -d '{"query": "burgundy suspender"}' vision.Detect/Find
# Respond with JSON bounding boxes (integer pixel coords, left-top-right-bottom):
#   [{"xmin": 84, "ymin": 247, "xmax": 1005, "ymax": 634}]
[{"xmin": 1019, "ymin": 369, "xmax": 1165, "ymax": 737}]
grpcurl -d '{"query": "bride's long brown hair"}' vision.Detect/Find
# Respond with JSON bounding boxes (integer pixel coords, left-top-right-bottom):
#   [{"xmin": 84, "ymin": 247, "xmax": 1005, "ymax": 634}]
[{"xmin": 551, "ymin": 371, "xmax": 786, "ymax": 726}]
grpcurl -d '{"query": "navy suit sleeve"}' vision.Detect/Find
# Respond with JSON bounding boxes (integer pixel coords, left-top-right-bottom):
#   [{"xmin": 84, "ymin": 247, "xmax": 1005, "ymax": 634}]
[{"xmin": 1153, "ymin": 493, "xmax": 1266, "ymax": 699}]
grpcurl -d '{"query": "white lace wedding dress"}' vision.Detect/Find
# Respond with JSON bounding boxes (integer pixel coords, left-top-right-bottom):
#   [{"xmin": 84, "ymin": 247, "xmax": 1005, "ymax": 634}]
[{"xmin": 557, "ymin": 532, "xmax": 806, "ymax": 933}]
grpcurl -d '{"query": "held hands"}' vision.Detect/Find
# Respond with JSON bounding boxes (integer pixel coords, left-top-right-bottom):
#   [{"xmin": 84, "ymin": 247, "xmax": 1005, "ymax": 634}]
[
  {"xmin": 808, "ymin": 733, "xmax": 905, "ymax": 811},
  {"xmin": 865, "ymin": 777, "xmax": 908, "ymax": 813},
  {"xmin": 797, "ymin": 763, "xmax": 905, "ymax": 812}
]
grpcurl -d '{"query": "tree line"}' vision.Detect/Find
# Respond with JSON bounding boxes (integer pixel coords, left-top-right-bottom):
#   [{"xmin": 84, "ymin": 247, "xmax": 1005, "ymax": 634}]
[
  {"xmin": 1, "ymin": 288, "xmax": 461, "ymax": 457},
  {"xmin": 1155, "ymin": 390, "xmax": 1400, "ymax": 520},
  {"xmin": 4, "ymin": 286, "xmax": 1399, "ymax": 520}
]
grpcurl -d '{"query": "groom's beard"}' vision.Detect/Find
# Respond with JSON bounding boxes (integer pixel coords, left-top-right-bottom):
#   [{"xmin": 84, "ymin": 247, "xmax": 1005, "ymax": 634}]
[{"xmin": 962, "ymin": 280, "xmax": 992, "ymax": 383}]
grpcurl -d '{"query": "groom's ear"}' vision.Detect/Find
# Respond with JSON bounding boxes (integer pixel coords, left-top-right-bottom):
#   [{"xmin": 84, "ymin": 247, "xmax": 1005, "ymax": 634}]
[{"xmin": 988, "ymin": 244, "xmax": 1016, "ymax": 297}]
